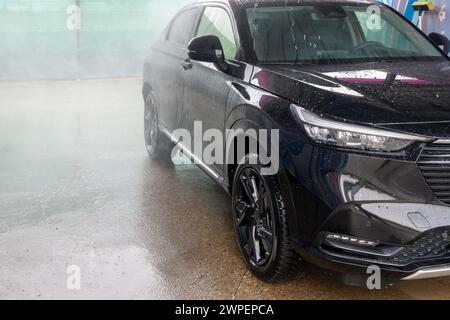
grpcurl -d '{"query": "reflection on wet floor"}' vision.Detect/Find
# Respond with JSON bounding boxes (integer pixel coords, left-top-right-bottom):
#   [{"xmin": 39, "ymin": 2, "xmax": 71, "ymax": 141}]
[{"xmin": 0, "ymin": 79, "xmax": 449, "ymax": 299}]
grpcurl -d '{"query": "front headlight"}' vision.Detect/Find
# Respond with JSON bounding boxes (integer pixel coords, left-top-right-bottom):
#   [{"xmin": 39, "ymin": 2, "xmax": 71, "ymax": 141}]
[{"xmin": 291, "ymin": 104, "xmax": 430, "ymax": 152}]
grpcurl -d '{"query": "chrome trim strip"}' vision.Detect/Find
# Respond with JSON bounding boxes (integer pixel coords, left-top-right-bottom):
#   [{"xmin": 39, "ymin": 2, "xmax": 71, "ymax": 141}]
[
  {"xmin": 162, "ymin": 128, "xmax": 220, "ymax": 180},
  {"xmin": 402, "ymin": 265, "xmax": 450, "ymax": 281},
  {"xmin": 291, "ymin": 105, "xmax": 432, "ymax": 142},
  {"xmin": 434, "ymin": 139, "xmax": 450, "ymax": 144}
]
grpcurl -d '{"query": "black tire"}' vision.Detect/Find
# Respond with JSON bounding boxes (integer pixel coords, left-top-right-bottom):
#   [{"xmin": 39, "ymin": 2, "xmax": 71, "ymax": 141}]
[
  {"xmin": 144, "ymin": 93, "xmax": 173, "ymax": 161},
  {"xmin": 232, "ymin": 158, "xmax": 308, "ymax": 282}
]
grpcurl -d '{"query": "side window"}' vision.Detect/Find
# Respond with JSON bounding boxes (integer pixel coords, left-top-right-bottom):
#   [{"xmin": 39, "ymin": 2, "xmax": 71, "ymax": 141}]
[
  {"xmin": 196, "ymin": 7, "xmax": 237, "ymax": 60},
  {"xmin": 167, "ymin": 9, "xmax": 198, "ymax": 46}
]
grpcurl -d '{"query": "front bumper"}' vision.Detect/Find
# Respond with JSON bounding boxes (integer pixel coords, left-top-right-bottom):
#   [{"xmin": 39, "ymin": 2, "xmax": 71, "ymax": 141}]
[
  {"xmin": 292, "ymin": 202, "xmax": 450, "ymax": 284},
  {"xmin": 403, "ymin": 265, "xmax": 450, "ymax": 280},
  {"xmin": 296, "ymin": 245, "xmax": 450, "ymax": 286},
  {"xmin": 284, "ymin": 139, "xmax": 450, "ymax": 283}
]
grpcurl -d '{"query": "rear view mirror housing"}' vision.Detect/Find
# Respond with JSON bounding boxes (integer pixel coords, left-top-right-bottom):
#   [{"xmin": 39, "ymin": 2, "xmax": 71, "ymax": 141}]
[
  {"xmin": 429, "ymin": 32, "xmax": 450, "ymax": 55},
  {"xmin": 187, "ymin": 35, "xmax": 225, "ymax": 64}
]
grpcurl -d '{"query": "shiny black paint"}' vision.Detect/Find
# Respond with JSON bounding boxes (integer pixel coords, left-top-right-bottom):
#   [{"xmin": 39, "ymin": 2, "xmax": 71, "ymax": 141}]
[
  {"xmin": 143, "ymin": 0, "xmax": 450, "ymax": 281},
  {"xmin": 253, "ymin": 61, "xmax": 450, "ymax": 127}
]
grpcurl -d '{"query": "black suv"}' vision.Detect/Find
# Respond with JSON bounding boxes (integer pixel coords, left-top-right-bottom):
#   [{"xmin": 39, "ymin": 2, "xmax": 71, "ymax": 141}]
[{"xmin": 143, "ymin": 0, "xmax": 450, "ymax": 285}]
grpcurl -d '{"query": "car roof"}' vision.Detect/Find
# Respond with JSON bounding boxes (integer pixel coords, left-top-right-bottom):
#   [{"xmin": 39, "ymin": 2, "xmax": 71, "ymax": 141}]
[{"xmin": 191, "ymin": 0, "xmax": 377, "ymax": 6}]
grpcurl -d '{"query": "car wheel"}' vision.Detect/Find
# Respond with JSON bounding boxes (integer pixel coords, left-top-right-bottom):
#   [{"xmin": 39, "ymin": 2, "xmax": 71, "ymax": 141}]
[
  {"xmin": 144, "ymin": 93, "xmax": 172, "ymax": 161},
  {"xmin": 232, "ymin": 159, "xmax": 308, "ymax": 282}
]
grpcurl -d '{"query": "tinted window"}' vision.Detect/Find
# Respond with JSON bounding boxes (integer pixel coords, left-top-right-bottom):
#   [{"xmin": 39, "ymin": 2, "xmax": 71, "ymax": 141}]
[
  {"xmin": 196, "ymin": 7, "xmax": 237, "ymax": 59},
  {"xmin": 167, "ymin": 8, "xmax": 198, "ymax": 46},
  {"xmin": 246, "ymin": 4, "xmax": 444, "ymax": 64}
]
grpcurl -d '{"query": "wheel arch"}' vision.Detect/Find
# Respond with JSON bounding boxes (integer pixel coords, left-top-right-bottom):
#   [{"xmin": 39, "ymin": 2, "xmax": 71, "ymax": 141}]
[
  {"xmin": 224, "ymin": 103, "xmax": 305, "ymax": 244},
  {"xmin": 224, "ymin": 103, "xmax": 278, "ymax": 192},
  {"xmin": 224, "ymin": 113, "xmax": 288, "ymax": 193}
]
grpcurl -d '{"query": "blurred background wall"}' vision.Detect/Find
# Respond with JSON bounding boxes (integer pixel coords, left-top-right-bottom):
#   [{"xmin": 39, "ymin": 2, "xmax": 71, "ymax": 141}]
[
  {"xmin": 0, "ymin": 0, "xmax": 448, "ymax": 81},
  {"xmin": 0, "ymin": 0, "xmax": 189, "ymax": 80},
  {"xmin": 380, "ymin": 0, "xmax": 448, "ymax": 34}
]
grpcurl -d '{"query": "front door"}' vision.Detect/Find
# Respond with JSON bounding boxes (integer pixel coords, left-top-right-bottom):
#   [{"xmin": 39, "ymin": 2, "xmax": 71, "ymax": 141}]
[
  {"xmin": 181, "ymin": 5, "xmax": 239, "ymax": 176},
  {"xmin": 153, "ymin": 7, "xmax": 200, "ymax": 132}
]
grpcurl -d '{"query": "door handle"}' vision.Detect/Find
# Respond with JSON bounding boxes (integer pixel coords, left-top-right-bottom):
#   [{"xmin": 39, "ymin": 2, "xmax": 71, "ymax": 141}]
[{"xmin": 181, "ymin": 59, "xmax": 193, "ymax": 71}]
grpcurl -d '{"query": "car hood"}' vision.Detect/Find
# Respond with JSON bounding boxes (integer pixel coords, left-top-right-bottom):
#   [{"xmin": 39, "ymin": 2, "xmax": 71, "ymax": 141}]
[{"xmin": 251, "ymin": 60, "xmax": 450, "ymax": 137}]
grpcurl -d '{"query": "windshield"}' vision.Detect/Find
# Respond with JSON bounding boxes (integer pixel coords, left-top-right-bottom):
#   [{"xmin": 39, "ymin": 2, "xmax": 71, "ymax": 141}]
[{"xmin": 245, "ymin": 3, "xmax": 445, "ymax": 64}]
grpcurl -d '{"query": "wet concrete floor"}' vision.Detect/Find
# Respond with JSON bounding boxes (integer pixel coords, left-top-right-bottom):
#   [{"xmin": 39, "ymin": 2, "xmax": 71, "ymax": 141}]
[{"xmin": 0, "ymin": 78, "xmax": 449, "ymax": 299}]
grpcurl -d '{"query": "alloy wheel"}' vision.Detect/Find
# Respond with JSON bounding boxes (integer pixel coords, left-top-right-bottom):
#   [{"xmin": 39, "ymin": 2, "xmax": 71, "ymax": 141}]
[
  {"xmin": 234, "ymin": 167, "xmax": 276, "ymax": 267},
  {"xmin": 144, "ymin": 95, "xmax": 158, "ymax": 154}
]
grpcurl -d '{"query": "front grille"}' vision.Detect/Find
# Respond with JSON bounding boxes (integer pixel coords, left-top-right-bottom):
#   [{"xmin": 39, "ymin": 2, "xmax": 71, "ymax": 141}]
[
  {"xmin": 418, "ymin": 142, "xmax": 450, "ymax": 205},
  {"xmin": 390, "ymin": 229, "xmax": 450, "ymax": 265}
]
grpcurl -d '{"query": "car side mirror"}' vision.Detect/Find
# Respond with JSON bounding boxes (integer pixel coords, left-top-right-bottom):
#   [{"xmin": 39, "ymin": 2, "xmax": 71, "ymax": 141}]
[
  {"xmin": 188, "ymin": 35, "xmax": 225, "ymax": 63},
  {"xmin": 429, "ymin": 32, "xmax": 450, "ymax": 55}
]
